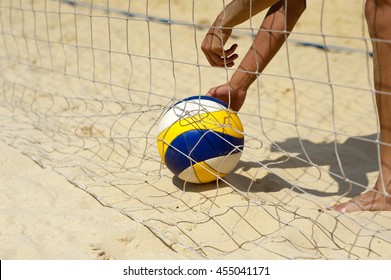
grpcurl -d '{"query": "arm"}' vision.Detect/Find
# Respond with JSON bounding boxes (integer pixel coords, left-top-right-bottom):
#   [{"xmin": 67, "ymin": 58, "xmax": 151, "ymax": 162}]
[
  {"xmin": 201, "ymin": 0, "xmax": 280, "ymax": 67},
  {"xmin": 230, "ymin": 0, "xmax": 306, "ymax": 93},
  {"xmin": 203, "ymin": 0, "xmax": 306, "ymax": 111},
  {"xmin": 215, "ymin": 0, "xmax": 280, "ymax": 27}
]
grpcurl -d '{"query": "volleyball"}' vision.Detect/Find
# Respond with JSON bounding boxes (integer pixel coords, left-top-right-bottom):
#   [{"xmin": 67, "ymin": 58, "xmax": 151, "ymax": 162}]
[{"xmin": 157, "ymin": 96, "xmax": 244, "ymax": 184}]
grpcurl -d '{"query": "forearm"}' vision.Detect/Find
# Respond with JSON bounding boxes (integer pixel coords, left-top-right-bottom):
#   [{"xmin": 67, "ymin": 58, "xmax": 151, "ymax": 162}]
[
  {"xmin": 230, "ymin": 0, "xmax": 306, "ymax": 90},
  {"xmin": 214, "ymin": 0, "xmax": 280, "ymax": 28}
]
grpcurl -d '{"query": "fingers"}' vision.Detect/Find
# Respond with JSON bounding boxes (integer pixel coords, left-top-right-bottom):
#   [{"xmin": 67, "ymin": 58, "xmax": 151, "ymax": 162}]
[
  {"xmin": 206, "ymin": 84, "xmax": 230, "ymax": 106},
  {"xmin": 225, "ymin": 43, "xmax": 238, "ymax": 58},
  {"xmin": 206, "ymin": 84, "xmax": 247, "ymax": 112},
  {"xmin": 206, "ymin": 87, "xmax": 217, "ymax": 98},
  {"xmin": 201, "ymin": 34, "xmax": 239, "ymax": 67},
  {"xmin": 223, "ymin": 44, "xmax": 239, "ymax": 67},
  {"xmin": 204, "ymin": 44, "xmax": 239, "ymax": 67}
]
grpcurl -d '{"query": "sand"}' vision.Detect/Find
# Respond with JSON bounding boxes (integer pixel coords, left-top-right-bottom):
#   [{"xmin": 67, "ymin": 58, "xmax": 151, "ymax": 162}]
[
  {"xmin": 1, "ymin": 0, "xmax": 391, "ymax": 260},
  {"xmin": 0, "ymin": 140, "xmax": 185, "ymax": 259}
]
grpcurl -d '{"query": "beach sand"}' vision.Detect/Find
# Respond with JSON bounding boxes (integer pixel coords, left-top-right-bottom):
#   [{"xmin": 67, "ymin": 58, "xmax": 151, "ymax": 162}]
[{"xmin": 1, "ymin": 0, "xmax": 391, "ymax": 259}]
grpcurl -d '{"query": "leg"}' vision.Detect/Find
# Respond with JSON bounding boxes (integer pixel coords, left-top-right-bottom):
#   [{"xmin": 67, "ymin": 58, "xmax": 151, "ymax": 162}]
[{"xmin": 332, "ymin": 0, "xmax": 391, "ymax": 212}]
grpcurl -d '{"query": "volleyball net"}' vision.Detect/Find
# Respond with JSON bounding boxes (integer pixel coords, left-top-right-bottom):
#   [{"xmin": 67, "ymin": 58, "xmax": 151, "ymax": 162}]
[{"xmin": 1, "ymin": 0, "xmax": 390, "ymax": 259}]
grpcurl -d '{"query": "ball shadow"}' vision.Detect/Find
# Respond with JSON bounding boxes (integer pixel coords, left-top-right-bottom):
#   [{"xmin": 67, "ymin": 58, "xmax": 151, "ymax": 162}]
[{"xmin": 171, "ymin": 134, "xmax": 379, "ymax": 198}]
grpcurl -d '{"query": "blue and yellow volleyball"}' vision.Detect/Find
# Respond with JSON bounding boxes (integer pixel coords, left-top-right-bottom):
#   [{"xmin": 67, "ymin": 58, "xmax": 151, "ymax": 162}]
[{"xmin": 157, "ymin": 96, "xmax": 244, "ymax": 184}]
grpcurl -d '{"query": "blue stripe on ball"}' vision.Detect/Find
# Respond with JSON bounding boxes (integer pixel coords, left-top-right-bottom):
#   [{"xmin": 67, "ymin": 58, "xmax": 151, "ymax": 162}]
[{"xmin": 164, "ymin": 129, "xmax": 244, "ymax": 176}]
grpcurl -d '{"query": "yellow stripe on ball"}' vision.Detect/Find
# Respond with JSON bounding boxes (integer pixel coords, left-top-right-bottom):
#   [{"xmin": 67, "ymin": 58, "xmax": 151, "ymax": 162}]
[{"xmin": 157, "ymin": 109, "xmax": 243, "ymax": 164}]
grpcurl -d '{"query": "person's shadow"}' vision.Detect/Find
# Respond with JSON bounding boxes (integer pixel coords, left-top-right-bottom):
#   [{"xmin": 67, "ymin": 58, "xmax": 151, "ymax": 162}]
[{"xmin": 173, "ymin": 134, "xmax": 380, "ymax": 198}]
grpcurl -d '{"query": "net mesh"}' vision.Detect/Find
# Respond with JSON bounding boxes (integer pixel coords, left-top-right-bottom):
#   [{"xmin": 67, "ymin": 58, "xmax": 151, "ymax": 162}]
[{"xmin": 1, "ymin": 0, "xmax": 390, "ymax": 259}]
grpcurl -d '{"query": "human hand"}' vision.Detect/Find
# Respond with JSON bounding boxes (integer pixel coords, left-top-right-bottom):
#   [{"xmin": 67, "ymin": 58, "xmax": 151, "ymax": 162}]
[
  {"xmin": 201, "ymin": 25, "xmax": 239, "ymax": 67},
  {"xmin": 207, "ymin": 83, "xmax": 247, "ymax": 112}
]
